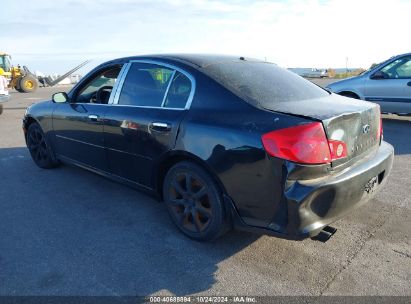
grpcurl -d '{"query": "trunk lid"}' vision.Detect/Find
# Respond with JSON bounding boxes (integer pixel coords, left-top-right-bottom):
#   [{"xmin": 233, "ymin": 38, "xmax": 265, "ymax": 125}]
[{"xmin": 261, "ymin": 94, "xmax": 381, "ymax": 166}]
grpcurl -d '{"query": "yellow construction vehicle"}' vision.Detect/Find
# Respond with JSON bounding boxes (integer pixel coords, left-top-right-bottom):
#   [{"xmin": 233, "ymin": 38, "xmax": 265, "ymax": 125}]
[
  {"xmin": 0, "ymin": 52, "xmax": 39, "ymax": 92},
  {"xmin": 0, "ymin": 52, "xmax": 89, "ymax": 93}
]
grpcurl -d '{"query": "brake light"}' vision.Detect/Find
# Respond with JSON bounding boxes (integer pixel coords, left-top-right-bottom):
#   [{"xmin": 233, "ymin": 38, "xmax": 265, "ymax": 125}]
[
  {"xmin": 261, "ymin": 122, "xmax": 347, "ymax": 164},
  {"xmin": 377, "ymin": 111, "xmax": 383, "ymax": 140}
]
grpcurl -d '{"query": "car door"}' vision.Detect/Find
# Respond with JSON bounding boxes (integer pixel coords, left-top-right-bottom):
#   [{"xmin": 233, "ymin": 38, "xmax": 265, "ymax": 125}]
[
  {"xmin": 103, "ymin": 61, "xmax": 194, "ymax": 188},
  {"xmin": 365, "ymin": 55, "xmax": 411, "ymax": 113},
  {"xmin": 52, "ymin": 64, "xmax": 123, "ymax": 171}
]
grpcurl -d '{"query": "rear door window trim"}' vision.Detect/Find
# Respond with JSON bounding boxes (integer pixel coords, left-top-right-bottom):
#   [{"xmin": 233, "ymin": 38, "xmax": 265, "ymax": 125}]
[{"xmin": 108, "ymin": 63, "xmax": 131, "ymax": 105}]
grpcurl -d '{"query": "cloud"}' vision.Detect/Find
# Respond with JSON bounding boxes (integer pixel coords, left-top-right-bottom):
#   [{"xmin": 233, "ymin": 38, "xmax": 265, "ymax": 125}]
[{"xmin": 2, "ymin": 0, "xmax": 410, "ymax": 73}]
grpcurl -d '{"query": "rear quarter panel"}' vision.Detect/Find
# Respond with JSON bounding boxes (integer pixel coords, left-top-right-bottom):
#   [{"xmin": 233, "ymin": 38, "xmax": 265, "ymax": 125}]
[{"xmin": 174, "ymin": 72, "xmax": 314, "ymax": 227}]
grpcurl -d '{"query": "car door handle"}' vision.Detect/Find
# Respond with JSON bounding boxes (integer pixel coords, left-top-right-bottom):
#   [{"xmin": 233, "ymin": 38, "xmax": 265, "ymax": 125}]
[
  {"xmin": 407, "ymin": 81, "xmax": 411, "ymax": 87},
  {"xmin": 88, "ymin": 114, "xmax": 99, "ymax": 121},
  {"xmin": 150, "ymin": 122, "xmax": 171, "ymax": 132}
]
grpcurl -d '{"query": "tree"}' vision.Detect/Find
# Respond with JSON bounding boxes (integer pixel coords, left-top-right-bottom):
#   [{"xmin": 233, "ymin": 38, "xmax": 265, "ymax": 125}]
[
  {"xmin": 370, "ymin": 63, "xmax": 379, "ymax": 69},
  {"xmin": 327, "ymin": 68, "xmax": 336, "ymax": 78}
]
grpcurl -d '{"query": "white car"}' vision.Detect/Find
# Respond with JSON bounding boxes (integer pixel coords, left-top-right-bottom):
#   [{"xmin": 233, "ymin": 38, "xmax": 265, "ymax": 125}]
[{"xmin": 0, "ymin": 94, "xmax": 9, "ymax": 115}]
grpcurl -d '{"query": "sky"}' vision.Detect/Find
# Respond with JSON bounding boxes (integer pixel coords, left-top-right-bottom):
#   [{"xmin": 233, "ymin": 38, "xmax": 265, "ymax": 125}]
[{"xmin": 2, "ymin": 0, "xmax": 410, "ymax": 75}]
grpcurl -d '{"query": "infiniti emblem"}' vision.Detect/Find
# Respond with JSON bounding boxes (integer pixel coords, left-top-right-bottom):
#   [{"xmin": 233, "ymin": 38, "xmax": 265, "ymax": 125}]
[{"xmin": 362, "ymin": 124, "xmax": 371, "ymax": 134}]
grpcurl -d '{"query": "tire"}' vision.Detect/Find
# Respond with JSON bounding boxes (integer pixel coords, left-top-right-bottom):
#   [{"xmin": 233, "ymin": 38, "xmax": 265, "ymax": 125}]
[
  {"xmin": 26, "ymin": 123, "xmax": 59, "ymax": 169},
  {"xmin": 19, "ymin": 75, "xmax": 38, "ymax": 93},
  {"xmin": 0, "ymin": 105, "xmax": 3, "ymax": 115},
  {"xmin": 14, "ymin": 81, "xmax": 24, "ymax": 93},
  {"xmin": 163, "ymin": 161, "xmax": 229, "ymax": 241}
]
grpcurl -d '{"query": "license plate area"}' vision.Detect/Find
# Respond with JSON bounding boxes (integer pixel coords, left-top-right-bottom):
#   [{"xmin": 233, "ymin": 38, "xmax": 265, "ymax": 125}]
[
  {"xmin": 364, "ymin": 170, "xmax": 385, "ymax": 194},
  {"xmin": 365, "ymin": 176, "xmax": 378, "ymax": 194}
]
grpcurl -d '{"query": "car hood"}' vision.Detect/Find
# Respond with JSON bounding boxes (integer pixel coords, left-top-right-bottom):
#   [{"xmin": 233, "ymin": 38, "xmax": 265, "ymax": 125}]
[{"xmin": 326, "ymin": 75, "xmax": 363, "ymax": 90}]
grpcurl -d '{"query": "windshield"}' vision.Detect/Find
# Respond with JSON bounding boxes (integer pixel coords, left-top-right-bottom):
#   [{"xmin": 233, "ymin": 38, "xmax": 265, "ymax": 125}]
[{"xmin": 202, "ymin": 61, "xmax": 329, "ymax": 106}]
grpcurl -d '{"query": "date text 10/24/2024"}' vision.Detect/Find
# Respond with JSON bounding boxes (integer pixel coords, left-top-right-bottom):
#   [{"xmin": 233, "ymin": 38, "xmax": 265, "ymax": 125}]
[{"xmin": 148, "ymin": 296, "xmax": 257, "ymax": 303}]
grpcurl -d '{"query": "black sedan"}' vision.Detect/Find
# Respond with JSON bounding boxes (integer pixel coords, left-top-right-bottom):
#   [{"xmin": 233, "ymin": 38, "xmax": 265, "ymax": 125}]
[{"xmin": 23, "ymin": 54, "xmax": 394, "ymax": 241}]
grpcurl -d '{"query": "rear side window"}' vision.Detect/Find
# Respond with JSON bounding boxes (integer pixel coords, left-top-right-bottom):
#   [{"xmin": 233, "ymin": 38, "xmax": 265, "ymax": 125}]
[
  {"xmin": 119, "ymin": 63, "xmax": 174, "ymax": 107},
  {"xmin": 118, "ymin": 63, "xmax": 193, "ymax": 108},
  {"xmin": 163, "ymin": 71, "xmax": 192, "ymax": 109},
  {"xmin": 202, "ymin": 61, "xmax": 329, "ymax": 106}
]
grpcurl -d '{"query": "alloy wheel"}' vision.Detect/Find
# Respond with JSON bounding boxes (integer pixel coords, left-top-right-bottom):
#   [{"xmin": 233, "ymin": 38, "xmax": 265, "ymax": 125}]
[
  {"xmin": 27, "ymin": 126, "xmax": 49, "ymax": 164},
  {"xmin": 167, "ymin": 171, "xmax": 213, "ymax": 233}
]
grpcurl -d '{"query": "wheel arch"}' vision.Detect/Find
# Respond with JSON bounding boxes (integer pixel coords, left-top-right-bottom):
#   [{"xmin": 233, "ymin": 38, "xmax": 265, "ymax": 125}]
[
  {"xmin": 337, "ymin": 90, "xmax": 362, "ymax": 100},
  {"xmin": 23, "ymin": 116, "xmax": 40, "ymax": 140},
  {"xmin": 154, "ymin": 150, "xmax": 228, "ymax": 201}
]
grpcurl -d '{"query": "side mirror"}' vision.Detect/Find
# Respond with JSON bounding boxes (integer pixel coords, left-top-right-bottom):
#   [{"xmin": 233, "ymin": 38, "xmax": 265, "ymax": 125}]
[
  {"xmin": 52, "ymin": 92, "xmax": 69, "ymax": 103},
  {"xmin": 370, "ymin": 71, "xmax": 388, "ymax": 80}
]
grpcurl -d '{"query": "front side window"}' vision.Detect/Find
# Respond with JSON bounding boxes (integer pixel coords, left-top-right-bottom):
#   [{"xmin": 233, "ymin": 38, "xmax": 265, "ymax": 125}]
[
  {"xmin": 118, "ymin": 62, "xmax": 192, "ymax": 109},
  {"xmin": 0, "ymin": 56, "xmax": 5, "ymax": 70},
  {"xmin": 75, "ymin": 66, "xmax": 122, "ymax": 104},
  {"xmin": 381, "ymin": 56, "xmax": 411, "ymax": 79},
  {"xmin": 0, "ymin": 55, "xmax": 11, "ymax": 72},
  {"xmin": 395, "ymin": 58, "xmax": 411, "ymax": 78}
]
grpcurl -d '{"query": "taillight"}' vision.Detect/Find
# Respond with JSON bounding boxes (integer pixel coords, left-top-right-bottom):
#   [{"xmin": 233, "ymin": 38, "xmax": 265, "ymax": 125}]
[
  {"xmin": 377, "ymin": 111, "xmax": 383, "ymax": 141},
  {"xmin": 261, "ymin": 122, "xmax": 347, "ymax": 164}
]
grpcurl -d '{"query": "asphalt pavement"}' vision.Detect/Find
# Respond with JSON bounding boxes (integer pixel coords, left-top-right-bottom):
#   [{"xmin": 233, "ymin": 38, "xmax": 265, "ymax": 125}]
[{"xmin": 0, "ymin": 84, "xmax": 410, "ymax": 296}]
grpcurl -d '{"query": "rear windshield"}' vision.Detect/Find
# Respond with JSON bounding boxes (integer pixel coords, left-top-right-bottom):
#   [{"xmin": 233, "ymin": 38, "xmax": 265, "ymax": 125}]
[{"xmin": 202, "ymin": 61, "xmax": 329, "ymax": 106}]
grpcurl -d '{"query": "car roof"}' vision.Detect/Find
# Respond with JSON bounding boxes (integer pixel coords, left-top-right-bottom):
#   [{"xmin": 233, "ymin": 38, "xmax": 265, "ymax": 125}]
[
  {"xmin": 394, "ymin": 52, "xmax": 411, "ymax": 58},
  {"xmin": 369, "ymin": 52, "xmax": 411, "ymax": 71},
  {"xmin": 108, "ymin": 54, "xmax": 266, "ymax": 69}
]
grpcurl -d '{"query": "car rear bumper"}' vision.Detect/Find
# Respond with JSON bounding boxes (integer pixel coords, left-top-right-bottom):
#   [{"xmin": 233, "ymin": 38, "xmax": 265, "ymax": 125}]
[{"xmin": 230, "ymin": 141, "xmax": 394, "ymax": 240}]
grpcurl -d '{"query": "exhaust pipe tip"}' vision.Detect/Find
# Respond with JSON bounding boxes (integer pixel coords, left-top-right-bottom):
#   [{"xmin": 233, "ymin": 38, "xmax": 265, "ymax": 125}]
[{"xmin": 311, "ymin": 225, "xmax": 337, "ymax": 243}]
